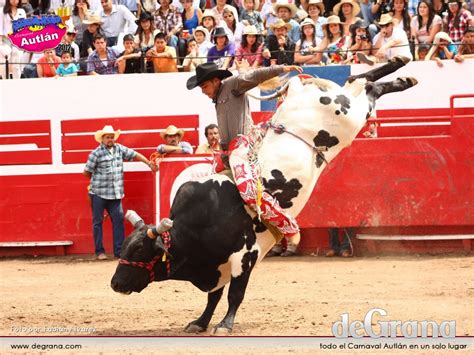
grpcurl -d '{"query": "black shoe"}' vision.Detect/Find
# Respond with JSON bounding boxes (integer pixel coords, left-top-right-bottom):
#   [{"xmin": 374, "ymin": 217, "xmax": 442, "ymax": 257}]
[{"xmin": 266, "ymin": 250, "xmax": 281, "ymax": 257}]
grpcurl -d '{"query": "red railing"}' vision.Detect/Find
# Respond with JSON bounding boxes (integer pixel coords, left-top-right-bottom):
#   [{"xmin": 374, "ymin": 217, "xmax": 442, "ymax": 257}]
[{"xmin": 450, "ymin": 94, "xmax": 474, "ymax": 119}]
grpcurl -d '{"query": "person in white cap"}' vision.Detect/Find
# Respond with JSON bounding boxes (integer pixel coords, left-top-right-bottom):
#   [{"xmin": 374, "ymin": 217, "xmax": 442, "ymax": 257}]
[
  {"xmin": 425, "ymin": 31, "xmax": 457, "ymax": 67},
  {"xmin": 83, "ymin": 125, "xmax": 155, "ymax": 260},
  {"xmin": 193, "ymin": 25, "xmax": 213, "ymax": 57}
]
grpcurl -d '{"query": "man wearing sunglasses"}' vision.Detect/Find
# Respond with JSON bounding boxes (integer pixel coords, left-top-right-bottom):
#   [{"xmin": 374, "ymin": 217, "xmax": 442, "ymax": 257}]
[{"xmin": 371, "ymin": 13, "xmax": 412, "ymax": 63}]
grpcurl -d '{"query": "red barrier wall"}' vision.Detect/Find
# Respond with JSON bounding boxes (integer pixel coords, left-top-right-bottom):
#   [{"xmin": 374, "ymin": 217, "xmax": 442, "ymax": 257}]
[{"xmin": 0, "ymin": 107, "xmax": 473, "ymax": 256}]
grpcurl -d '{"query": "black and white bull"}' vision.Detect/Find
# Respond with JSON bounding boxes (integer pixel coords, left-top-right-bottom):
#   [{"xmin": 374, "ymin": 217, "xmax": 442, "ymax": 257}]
[{"xmin": 111, "ymin": 57, "xmax": 417, "ymax": 334}]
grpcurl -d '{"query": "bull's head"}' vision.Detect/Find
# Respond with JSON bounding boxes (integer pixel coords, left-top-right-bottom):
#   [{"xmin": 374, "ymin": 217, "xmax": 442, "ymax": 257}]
[{"xmin": 110, "ymin": 211, "xmax": 172, "ymax": 294}]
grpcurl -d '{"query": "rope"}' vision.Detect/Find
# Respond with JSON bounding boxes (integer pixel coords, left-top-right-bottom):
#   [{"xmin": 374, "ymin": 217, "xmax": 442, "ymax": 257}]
[{"xmin": 149, "ymin": 152, "xmax": 166, "ymax": 172}]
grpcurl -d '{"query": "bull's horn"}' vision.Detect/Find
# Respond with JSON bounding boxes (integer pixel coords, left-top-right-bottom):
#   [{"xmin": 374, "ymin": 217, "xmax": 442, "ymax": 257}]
[
  {"xmin": 125, "ymin": 210, "xmax": 144, "ymax": 228},
  {"xmin": 247, "ymin": 81, "xmax": 290, "ymax": 101},
  {"xmin": 147, "ymin": 218, "xmax": 173, "ymax": 239}
]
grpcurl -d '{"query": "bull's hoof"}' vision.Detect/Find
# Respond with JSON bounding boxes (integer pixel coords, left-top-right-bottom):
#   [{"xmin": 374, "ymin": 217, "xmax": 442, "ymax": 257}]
[
  {"xmin": 398, "ymin": 77, "xmax": 418, "ymax": 87},
  {"xmin": 184, "ymin": 322, "xmax": 207, "ymax": 333},
  {"xmin": 211, "ymin": 326, "xmax": 232, "ymax": 336},
  {"xmin": 346, "ymin": 75, "xmax": 359, "ymax": 84},
  {"xmin": 392, "ymin": 55, "xmax": 411, "ymax": 65}
]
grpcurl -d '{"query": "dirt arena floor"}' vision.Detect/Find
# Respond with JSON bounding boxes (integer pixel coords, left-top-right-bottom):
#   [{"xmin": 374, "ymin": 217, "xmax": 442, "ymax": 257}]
[{"xmin": 1, "ymin": 254, "xmax": 473, "ymax": 340}]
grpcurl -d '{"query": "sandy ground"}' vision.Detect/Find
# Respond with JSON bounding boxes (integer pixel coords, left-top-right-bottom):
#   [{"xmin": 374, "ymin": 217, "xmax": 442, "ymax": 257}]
[
  {"xmin": 1, "ymin": 254, "xmax": 472, "ymax": 337},
  {"xmin": 1, "ymin": 254, "xmax": 473, "ymax": 354}
]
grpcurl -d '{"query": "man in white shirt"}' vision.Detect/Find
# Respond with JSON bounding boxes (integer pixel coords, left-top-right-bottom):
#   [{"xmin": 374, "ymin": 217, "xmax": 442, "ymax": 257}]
[
  {"xmin": 371, "ymin": 13, "xmax": 413, "ymax": 62},
  {"xmin": 100, "ymin": 0, "xmax": 138, "ymax": 46}
]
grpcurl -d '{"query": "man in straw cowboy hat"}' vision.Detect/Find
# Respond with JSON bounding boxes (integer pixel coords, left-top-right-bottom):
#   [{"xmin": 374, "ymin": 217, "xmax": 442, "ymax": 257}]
[
  {"xmin": 83, "ymin": 125, "xmax": 156, "ymax": 260},
  {"xmin": 272, "ymin": 0, "xmax": 300, "ymax": 43},
  {"xmin": 157, "ymin": 125, "xmax": 193, "ymax": 154},
  {"xmin": 262, "ymin": 18, "xmax": 296, "ymax": 65},
  {"xmin": 360, "ymin": 13, "xmax": 412, "ymax": 64},
  {"xmin": 81, "ymin": 15, "xmax": 104, "ymax": 60}
]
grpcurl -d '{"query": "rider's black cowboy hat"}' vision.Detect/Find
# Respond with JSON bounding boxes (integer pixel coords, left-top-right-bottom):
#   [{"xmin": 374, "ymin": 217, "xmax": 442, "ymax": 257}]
[{"xmin": 186, "ymin": 62, "xmax": 232, "ymax": 90}]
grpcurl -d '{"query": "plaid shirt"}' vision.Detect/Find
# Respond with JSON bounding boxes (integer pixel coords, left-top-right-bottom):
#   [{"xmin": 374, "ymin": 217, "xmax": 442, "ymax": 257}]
[
  {"xmin": 445, "ymin": 10, "xmax": 472, "ymax": 43},
  {"xmin": 154, "ymin": 6, "xmax": 182, "ymax": 35},
  {"xmin": 84, "ymin": 143, "xmax": 137, "ymax": 200},
  {"xmin": 87, "ymin": 48, "xmax": 120, "ymax": 75}
]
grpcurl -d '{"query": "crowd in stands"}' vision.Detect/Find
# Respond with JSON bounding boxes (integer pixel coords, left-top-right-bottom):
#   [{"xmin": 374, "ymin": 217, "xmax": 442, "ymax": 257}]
[{"xmin": 0, "ymin": 0, "xmax": 473, "ymax": 78}]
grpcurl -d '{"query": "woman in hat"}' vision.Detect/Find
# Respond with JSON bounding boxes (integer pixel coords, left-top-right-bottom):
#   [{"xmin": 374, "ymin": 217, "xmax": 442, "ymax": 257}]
[
  {"xmin": 425, "ymin": 31, "xmax": 457, "ymax": 66},
  {"xmin": 235, "ymin": 25, "xmax": 264, "ymax": 68},
  {"xmin": 72, "ymin": 0, "xmax": 92, "ymax": 48},
  {"xmin": 410, "ymin": 0, "xmax": 442, "ymax": 45},
  {"xmin": 134, "ymin": 11, "xmax": 160, "ymax": 49},
  {"xmin": 443, "ymin": 0, "xmax": 472, "ymax": 43},
  {"xmin": 333, "ymin": 0, "xmax": 361, "ymax": 36},
  {"xmin": 193, "ymin": 25, "xmax": 213, "ymax": 57},
  {"xmin": 305, "ymin": 0, "xmax": 326, "ymax": 40},
  {"xmin": 201, "ymin": 9, "xmax": 219, "ymax": 34},
  {"xmin": 181, "ymin": 0, "xmax": 203, "ymax": 35},
  {"xmin": 317, "ymin": 15, "xmax": 350, "ymax": 64},
  {"xmin": 294, "ymin": 18, "xmax": 322, "ymax": 64},
  {"xmin": 390, "ymin": 0, "xmax": 411, "ymax": 38},
  {"xmin": 207, "ymin": 26, "xmax": 235, "ymax": 69},
  {"xmin": 222, "ymin": 5, "xmax": 243, "ymax": 47},
  {"xmin": 80, "ymin": 15, "xmax": 104, "ymax": 58},
  {"xmin": 347, "ymin": 19, "xmax": 375, "ymax": 64}
]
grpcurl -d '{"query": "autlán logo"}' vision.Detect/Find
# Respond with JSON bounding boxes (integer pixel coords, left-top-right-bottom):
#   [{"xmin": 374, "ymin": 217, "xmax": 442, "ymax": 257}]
[{"xmin": 332, "ymin": 308, "xmax": 456, "ymax": 338}]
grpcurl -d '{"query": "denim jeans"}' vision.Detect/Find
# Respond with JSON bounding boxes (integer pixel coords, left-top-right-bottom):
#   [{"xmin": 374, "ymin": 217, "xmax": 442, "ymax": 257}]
[
  {"xmin": 360, "ymin": 3, "xmax": 374, "ymax": 23},
  {"xmin": 167, "ymin": 35, "xmax": 179, "ymax": 50},
  {"xmin": 90, "ymin": 194, "xmax": 125, "ymax": 257},
  {"xmin": 328, "ymin": 228, "xmax": 354, "ymax": 253}
]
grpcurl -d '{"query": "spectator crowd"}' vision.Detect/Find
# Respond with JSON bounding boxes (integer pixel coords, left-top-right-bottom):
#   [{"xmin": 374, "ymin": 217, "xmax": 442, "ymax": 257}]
[{"xmin": 0, "ymin": 0, "xmax": 472, "ymax": 78}]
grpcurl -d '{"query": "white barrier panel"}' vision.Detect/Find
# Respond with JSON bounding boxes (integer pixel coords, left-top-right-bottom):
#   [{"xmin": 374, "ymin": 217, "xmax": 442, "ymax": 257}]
[{"xmin": 1, "ymin": 60, "xmax": 472, "ymax": 123}]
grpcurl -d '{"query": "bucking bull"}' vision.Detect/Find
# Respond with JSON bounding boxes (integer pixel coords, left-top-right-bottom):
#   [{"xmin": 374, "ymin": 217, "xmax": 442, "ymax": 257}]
[{"xmin": 111, "ymin": 57, "xmax": 417, "ymax": 334}]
